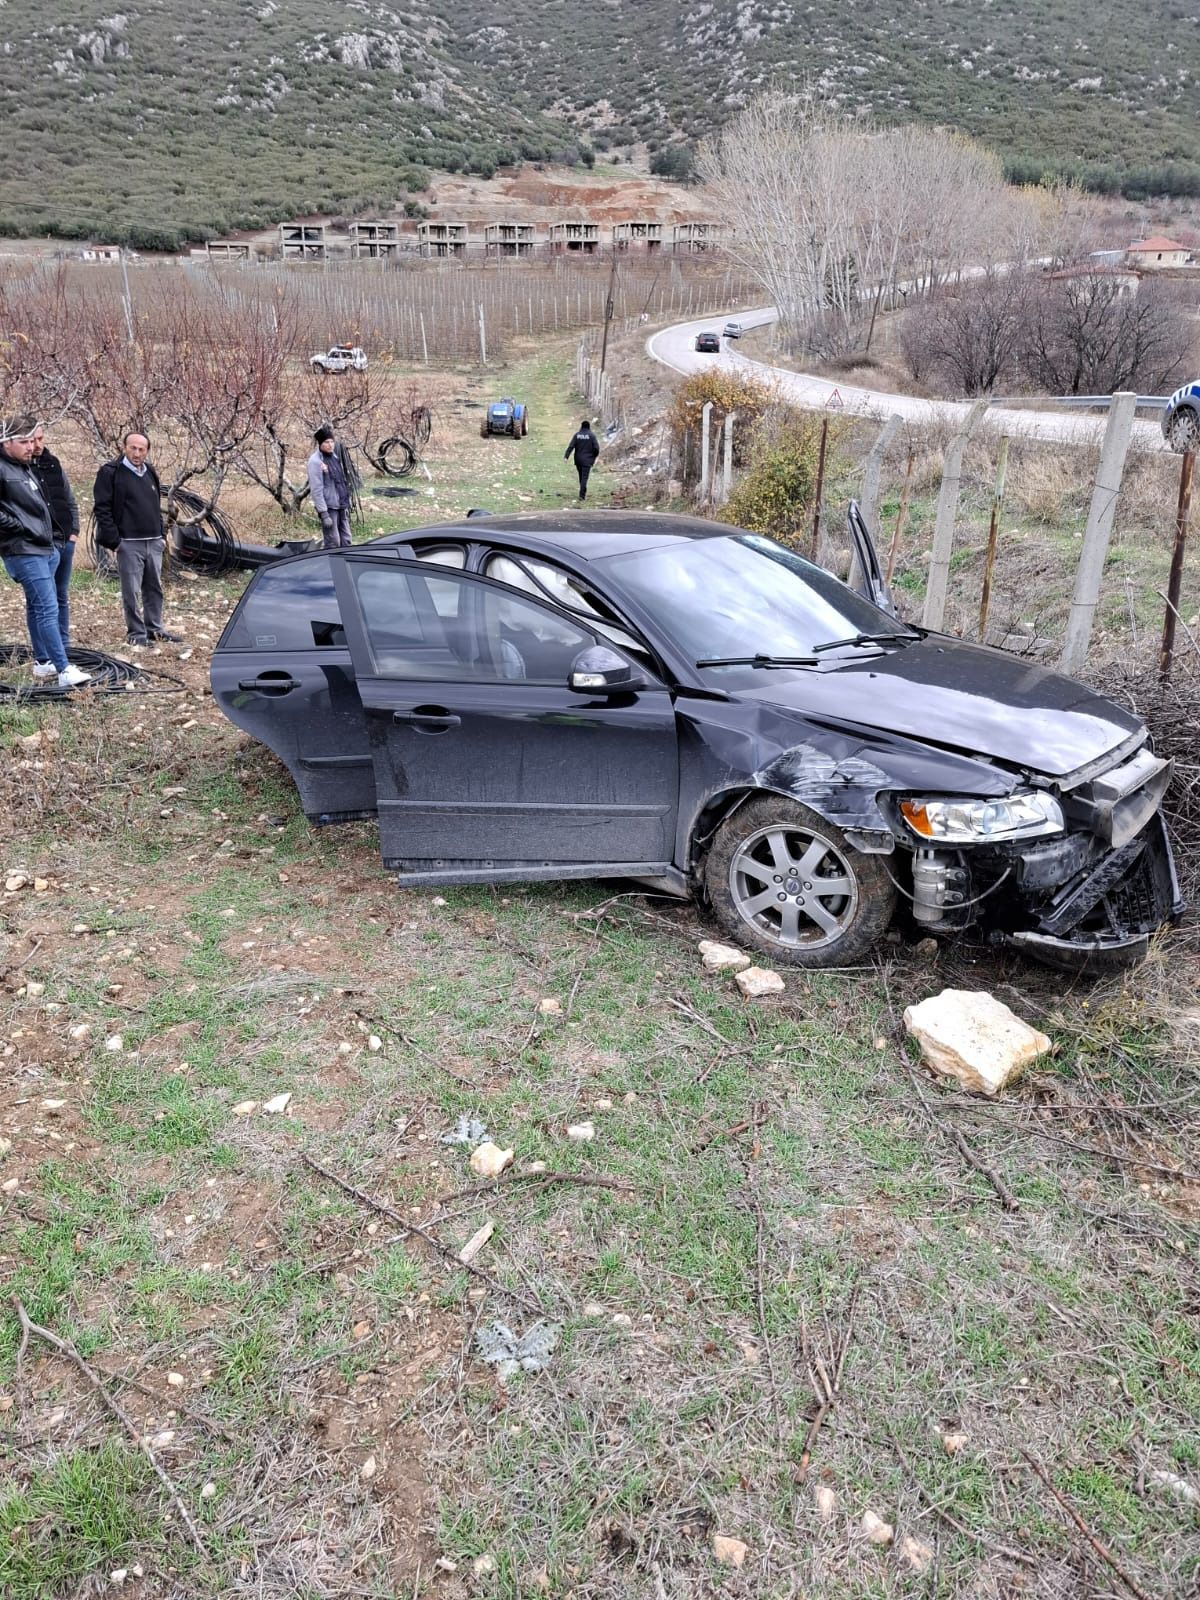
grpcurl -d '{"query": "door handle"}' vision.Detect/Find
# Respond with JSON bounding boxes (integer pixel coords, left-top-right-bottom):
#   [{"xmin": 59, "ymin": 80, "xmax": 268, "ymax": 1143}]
[
  {"xmin": 238, "ymin": 676, "xmax": 300, "ymax": 693},
  {"xmin": 393, "ymin": 707, "xmax": 461, "ymax": 732}
]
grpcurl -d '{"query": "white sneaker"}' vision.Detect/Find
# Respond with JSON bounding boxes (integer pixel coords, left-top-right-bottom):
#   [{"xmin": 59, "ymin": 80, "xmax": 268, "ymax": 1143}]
[
  {"xmin": 31, "ymin": 661, "xmax": 56, "ymax": 680},
  {"xmin": 58, "ymin": 664, "xmax": 92, "ymax": 689}
]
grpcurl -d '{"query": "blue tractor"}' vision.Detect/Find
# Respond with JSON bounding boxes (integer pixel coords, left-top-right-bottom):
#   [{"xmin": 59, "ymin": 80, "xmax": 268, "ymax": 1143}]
[{"xmin": 481, "ymin": 398, "xmax": 529, "ymax": 439}]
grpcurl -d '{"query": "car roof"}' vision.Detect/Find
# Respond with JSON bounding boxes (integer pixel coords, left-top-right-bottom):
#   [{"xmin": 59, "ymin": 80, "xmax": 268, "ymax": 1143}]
[{"xmin": 371, "ymin": 509, "xmax": 739, "ymax": 561}]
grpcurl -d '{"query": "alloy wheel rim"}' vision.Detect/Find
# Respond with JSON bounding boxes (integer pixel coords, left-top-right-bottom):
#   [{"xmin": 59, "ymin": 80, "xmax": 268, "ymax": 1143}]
[{"xmin": 728, "ymin": 823, "xmax": 859, "ymax": 949}]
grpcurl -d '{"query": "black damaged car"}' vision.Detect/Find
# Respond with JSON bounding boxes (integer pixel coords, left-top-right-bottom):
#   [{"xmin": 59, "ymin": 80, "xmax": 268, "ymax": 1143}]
[{"xmin": 211, "ymin": 511, "xmax": 1182, "ymax": 971}]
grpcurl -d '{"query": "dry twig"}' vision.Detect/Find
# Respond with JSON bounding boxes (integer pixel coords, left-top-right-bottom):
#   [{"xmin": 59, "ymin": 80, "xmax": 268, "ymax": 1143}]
[
  {"xmin": 12, "ymin": 1298, "xmax": 206, "ymax": 1554},
  {"xmin": 300, "ymin": 1152, "xmax": 544, "ymax": 1314},
  {"xmin": 1021, "ymin": 1451, "xmax": 1153, "ymax": 1600}
]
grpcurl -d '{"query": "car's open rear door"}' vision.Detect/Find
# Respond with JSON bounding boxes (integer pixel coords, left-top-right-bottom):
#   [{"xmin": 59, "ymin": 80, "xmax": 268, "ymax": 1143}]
[{"xmin": 845, "ymin": 498, "xmax": 895, "ymax": 615}]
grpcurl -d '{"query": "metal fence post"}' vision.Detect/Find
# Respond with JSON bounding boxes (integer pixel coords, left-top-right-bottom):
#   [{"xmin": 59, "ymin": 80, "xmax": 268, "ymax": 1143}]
[
  {"xmin": 1061, "ymin": 391, "xmax": 1137, "ymax": 672},
  {"xmin": 1159, "ymin": 448, "xmax": 1194, "ymax": 682}
]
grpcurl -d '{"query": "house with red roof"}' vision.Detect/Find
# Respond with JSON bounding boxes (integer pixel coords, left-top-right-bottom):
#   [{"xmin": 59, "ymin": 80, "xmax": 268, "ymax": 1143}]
[{"xmin": 1125, "ymin": 235, "xmax": 1192, "ymax": 269}]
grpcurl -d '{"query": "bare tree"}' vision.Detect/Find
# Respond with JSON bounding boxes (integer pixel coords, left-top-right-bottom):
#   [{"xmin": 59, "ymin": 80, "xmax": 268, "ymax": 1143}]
[
  {"xmin": 1022, "ymin": 275, "xmax": 1190, "ymax": 395},
  {"xmin": 902, "ymin": 273, "xmax": 1030, "ymax": 395}
]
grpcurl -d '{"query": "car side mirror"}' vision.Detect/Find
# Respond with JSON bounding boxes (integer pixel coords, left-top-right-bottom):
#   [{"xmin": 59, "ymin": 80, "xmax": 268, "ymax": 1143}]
[{"xmin": 568, "ymin": 645, "xmax": 646, "ymax": 695}]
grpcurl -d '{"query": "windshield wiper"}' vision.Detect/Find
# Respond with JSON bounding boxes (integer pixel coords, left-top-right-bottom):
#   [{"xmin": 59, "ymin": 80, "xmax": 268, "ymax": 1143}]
[
  {"xmin": 812, "ymin": 631, "xmax": 922, "ymax": 654},
  {"xmin": 695, "ymin": 653, "xmax": 818, "ymax": 669}
]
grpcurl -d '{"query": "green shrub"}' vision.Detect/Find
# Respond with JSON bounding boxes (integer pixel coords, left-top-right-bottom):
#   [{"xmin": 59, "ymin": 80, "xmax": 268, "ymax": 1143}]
[{"xmin": 721, "ymin": 416, "xmax": 847, "ymax": 546}]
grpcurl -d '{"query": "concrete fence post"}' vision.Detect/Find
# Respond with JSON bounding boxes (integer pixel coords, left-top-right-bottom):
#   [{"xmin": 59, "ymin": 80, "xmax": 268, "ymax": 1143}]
[
  {"xmin": 851, "ymin": 412, "xmax": 903, "ymax": 588},
  {"xmin": 699, "ymin": 401, "xmax": 714, "ymax": 504},
  {"xmin": 721, "ymin": 412, "xmax": 736, "ymax": 504},
  {"xmin": 1061, "ymin": 391, "xmax": 1137, "ymax": 672},
  {"xmin": 922, "ymin": 399, "xmax": 988, "ymax": 630}
]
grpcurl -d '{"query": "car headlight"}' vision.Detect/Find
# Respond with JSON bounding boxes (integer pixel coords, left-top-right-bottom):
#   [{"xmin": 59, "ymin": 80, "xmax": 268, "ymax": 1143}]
[{"xmin": 899, "ymin": 791, "xmax": 1064, "ymax": 843}]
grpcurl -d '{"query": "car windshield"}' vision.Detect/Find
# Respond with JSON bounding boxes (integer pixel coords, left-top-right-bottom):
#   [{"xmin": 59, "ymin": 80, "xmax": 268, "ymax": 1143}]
[{"xmin": 600, "ymin": 534, "xmax": 910, "ymax": 667}]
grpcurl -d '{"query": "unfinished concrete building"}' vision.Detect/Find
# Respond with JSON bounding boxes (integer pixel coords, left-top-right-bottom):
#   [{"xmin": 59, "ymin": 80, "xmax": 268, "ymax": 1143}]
[
  {"xmin": 205, "ymin": 241, "xmax": 254, "ymax": 262},
  {"xmin": 484, "ymin": 221, "xmax": 536, "ymax": 257},
  {"xmin": 613, "ymin": 220, "xmax": 663, "ymax": 251},
  {"xmin": 549, "ymin": 221, "xmax": 600, "ymax": 254},
  {"xmin": 417, "ymin": 221, "xmax": 470, "ymax": 258},
  {"xmin": 280, "ymin": 223, "xmax": 327, "ymax": 261},
  {"xmin": 671, "ymin": 221, "xmax": 728, "ymax": 253},
  {"xmin": 350, "ymin": 221, "xmax": 400, "ymax": 260}
]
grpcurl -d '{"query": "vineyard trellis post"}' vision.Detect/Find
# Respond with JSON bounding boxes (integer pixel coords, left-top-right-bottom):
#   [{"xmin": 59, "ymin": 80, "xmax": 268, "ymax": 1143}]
[
  {"xmin": 1159, "ymin": 448, "xmax": 1194, "ymax": 683},
  {"xmin": 699, "ymin": 401, "xmax": 714, "ymax": 505},
  {"xmin": 721, "ymin": 411, "xmax": 735, "ymax": 504}
]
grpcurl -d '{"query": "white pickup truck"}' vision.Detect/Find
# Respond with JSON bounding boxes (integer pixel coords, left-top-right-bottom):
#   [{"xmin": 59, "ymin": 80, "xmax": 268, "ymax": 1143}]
[{"xmin": 310, "ymin": 344, "xmax": 368, "ymax": 373}]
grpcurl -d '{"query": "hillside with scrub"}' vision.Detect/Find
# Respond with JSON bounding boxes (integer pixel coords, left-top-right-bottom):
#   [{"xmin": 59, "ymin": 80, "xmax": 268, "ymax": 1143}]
[{"xmin": 3, "ymin": 0, "xmax": 1200, "ymax": 248}]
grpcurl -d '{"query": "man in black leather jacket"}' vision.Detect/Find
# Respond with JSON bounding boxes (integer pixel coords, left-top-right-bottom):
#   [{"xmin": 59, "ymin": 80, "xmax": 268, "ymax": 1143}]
[{"xmin": 0, "ymin": 415, "xmax": 90, "ymax": 687}]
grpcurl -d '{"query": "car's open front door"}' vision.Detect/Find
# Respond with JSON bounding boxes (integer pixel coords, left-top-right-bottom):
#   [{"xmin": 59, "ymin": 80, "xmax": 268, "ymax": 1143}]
[
  {"xmin": 845, "ymin": 498, "xmax": 896, "ymax": 615},
  {"xmin": 330, "ymin": 552, "xmax": 680, "ymax": 882}
]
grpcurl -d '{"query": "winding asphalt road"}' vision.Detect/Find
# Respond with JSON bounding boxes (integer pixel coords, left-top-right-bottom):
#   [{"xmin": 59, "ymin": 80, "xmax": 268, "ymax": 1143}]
[{"xmin": 647, "ymin": 308, "xmax": 1167, "ymax": 450}]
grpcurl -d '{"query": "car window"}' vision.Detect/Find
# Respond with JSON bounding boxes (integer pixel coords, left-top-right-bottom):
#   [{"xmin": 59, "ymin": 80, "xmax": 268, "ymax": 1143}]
[
  {"xmin": 221, "ymin": 554, "xmax": 345, "ymax": 650},
  {"xmin": 415, "ymin": 545, "xmax": 467, "ymax": 615},
  {"xmin": 483, "ymin": 552, "xmax": 645, "ymax": 656},
  {"xmin": 600, "ymin": 533, "xmax": 902, "ymax": 668},
  {"xmin": 351, "ymin": 564, "xmax": 595, "ymax": 683}
]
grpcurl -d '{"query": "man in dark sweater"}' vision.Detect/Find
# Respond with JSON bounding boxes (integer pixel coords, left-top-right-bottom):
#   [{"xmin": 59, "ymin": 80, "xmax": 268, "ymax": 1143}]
[
  {"xmin": 564, "ymin": 419, "xmax": 600, "ymax": 501},
  {"xmin": 93, "ymin": 431, "xmax": 182, "ymax": 648},
  {"xmin": 30, "ymin": 424, "xmax": 79, "ymax": 649}
]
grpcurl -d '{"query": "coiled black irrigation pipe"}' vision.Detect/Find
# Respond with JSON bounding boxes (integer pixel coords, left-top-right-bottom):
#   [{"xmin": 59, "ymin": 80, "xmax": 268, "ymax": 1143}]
[{"xmin": 0, "ymin": 643, "xmax": 187, "ymax": 702}]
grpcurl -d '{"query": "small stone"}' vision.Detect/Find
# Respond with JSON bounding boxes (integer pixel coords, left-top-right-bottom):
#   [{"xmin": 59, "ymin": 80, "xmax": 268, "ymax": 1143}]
[
  {"xmin": 25, "ymin": 980, "xmax": 45, "ymax": 998},
  {"xmin": 69, "ymin": 1024, "xmax": 90, "ymax": 1041},
  {"xmin": 431, "ymin": 896, "xmax": 448, "ymax": 907},
  {"xmin": 2, "ymin": 1177, "xmax": 19, "ymax": 1194},
  {"xmin": 583, "ymin": 1301, "xmax": 606, "ymax": 1317},
  {"xmin": 1149, "ymin": 1469, "xmax": 1200, "ymax": 1504},
  {"xmin": 872, "ymin": 1036, "xmax": 888, "ymax": 1051},
  {"xmin": 470, "ymin": 1142, "xmax": 514, "ymax": 1179},
  {"xmin": 712, "ymin": 1534, "xmax": 749, "ymax": 1567},
  {"xmin": 361, "ymin": 1454, "xmax": 377, "ymax": 1480},
  {"xmin": 166, "ymin": 1372, "xmax": 185, "ymax": 1388},
  {"xmin": 698, "ymin": 939, "xmax": 752, "ymax": 972},
  {"xmin": 538, "ymin": 997, "xmax": 562, "ymax": 1015},
  {"xmin": 337, "ymin": 1042, "xmax": 353, "ymax": 1056},
  {"xmin": 594, "ymin": 1097, "xmax": 613, "ymax": 1111},
  {"xmin": 860, "ymin": 1510, "xmax": 893, "ymax": 1546},
  {"xmin": 110, "ymin": 1570, "xmax": 128, "ymax": 1587},
  {"xmin": 200, "ymin": 1481, "xmax": 217, "ymax": 1499},
  {"xmin": 914, "ymin": 936, "xmax": 939, "ymax": 959},
  {"xmin": 904, "ymin": 989, "xmax": 1051, "ymax": 1096},
  {"xmin": 524, "ymin": 1159, "xmax": 548, "ymax": 1174},
  {"xmin": 434, "ymin": 1556, "xmax": 458, "ymax": 1573},
  {"xmin": 40, "ymin": 1099, "xmax": 66, "ymax": 1114},
  {"xmin": 612, "ymin": 1312, "xmax": 633, "ymax": 1328},
  {"xmin": 4, "ymin": 873, "xmax": 28, "ymax": 893},
  {"xmin": 263, "ymin": 1092, "xmax": 291, "ymax": 1114},
  {"xmin": 104, "ymin": 1034, "xmax": 123, "ymax": 1052},
  {"xmin": 735, "ymin": 966, "xmax": 785, "ymax": 999},
  {"xmin": 33, "ymin": 878, "xmax": 49, "ymax": 893},
  {"xmin": 473, "ymin": 1555, "xmax": 496, "ymax": 1576},
  {"xmin": 941, "ymin": 1430, "xmax": 968, "ymax": 1455},
  {"xmin": 566, "ymin": 1121, "xmax": 595, "ymax": 1142},
  {"xmin": 146, "ymin": 1429, "xmax": 176, "ymax": 1450},
  {"xmin": 622, "ymin": 1090, "xmax": 637, "ymax": 1103},
  {"xmin": 814, "ymin": 1484, "xmax": 837, "ymax": 1523},
  {"xmin": 899, "ymin": 1534, "xmax": 933, "ymax": 1573},
  {"xmin": 231, "ymin": 1100, "xmax": 258, "ymax": 1116},
  {"xmin": 367, "ymin": 1035, "xmax": 382, "ymax": 1052}
]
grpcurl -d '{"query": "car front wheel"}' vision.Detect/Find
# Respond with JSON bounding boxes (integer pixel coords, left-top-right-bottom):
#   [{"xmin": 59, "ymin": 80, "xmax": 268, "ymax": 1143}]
[{"xmin": 703, "ymin": 795, "xmax": 896, "ymax": 968}]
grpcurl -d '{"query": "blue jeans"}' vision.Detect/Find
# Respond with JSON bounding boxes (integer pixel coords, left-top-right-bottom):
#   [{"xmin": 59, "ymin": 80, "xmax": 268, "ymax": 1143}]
[
  {"xmin": 4, "ymin": 549, "xmax": 67, "ymax": 672},
  {"xmin": 54, "ymin": 538, "xmax": 75, "ymax": 647}
]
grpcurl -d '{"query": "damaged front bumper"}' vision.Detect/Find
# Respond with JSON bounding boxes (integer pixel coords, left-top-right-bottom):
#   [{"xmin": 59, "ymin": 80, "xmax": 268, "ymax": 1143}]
[{"xmin": 908, "ymin": 813, "xmax": 1184, "ymax": 974}]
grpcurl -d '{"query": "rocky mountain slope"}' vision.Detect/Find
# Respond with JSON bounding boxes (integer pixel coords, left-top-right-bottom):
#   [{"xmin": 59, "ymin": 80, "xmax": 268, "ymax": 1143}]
[{"xmin": 3, "ymin": 0, "xmax": 1199, "ymax": 247}]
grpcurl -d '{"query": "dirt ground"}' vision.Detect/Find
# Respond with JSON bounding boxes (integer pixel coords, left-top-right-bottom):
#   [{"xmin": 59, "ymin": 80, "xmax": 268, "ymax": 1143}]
[{"xmin": 2, "ymin": 350, "xmax": 1200, "ymax": 1600}]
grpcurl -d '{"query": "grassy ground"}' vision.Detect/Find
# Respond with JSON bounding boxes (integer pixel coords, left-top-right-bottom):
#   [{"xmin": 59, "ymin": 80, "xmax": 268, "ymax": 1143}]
[{"xmin": 2, "ymin": 348, "xmax": 1200, "ymax": 1599}]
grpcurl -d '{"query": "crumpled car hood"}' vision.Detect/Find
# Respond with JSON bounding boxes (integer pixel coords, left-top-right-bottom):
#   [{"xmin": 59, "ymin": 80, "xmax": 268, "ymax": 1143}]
[{"xmin": 738, "ymin": 638, "xmax": 1142, "ymax": 780}]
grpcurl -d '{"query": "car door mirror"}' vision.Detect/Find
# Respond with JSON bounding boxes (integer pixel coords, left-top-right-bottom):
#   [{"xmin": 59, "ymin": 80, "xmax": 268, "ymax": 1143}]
[{"xmin": 569, "ymin": 645, "xmax": 646, "ymax": 694}]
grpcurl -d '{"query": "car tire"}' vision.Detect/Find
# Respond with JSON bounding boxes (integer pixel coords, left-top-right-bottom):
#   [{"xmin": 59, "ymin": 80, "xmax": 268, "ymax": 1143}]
[
  {"xmin": 703, "ymin": 795, "xmax": 896, "ymax": 968},
  {"xmin": 1167, "ymin": 406, "xmax": 1200, "ymax": 453}
]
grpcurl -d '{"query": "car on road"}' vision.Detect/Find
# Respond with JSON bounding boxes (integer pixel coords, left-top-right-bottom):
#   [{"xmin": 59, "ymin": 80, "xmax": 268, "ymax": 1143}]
[
  {"xmin": 695, "ymin": 331, "xmax": 722, "ymax": 353},
  {"xmin": 723, "ymin": 321, "xmax": 744, "ymax": 340},
  {"xmin": 1162, "ymin": 380, "xmax": 1200, "ymax": 451},
  {"xmin": 311, "ymin": 344, "xmax": 368, "ymax": 374},
  {"xmin": 211, "ymin": 511, "xmax": 1181, "ymax": 972}
]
